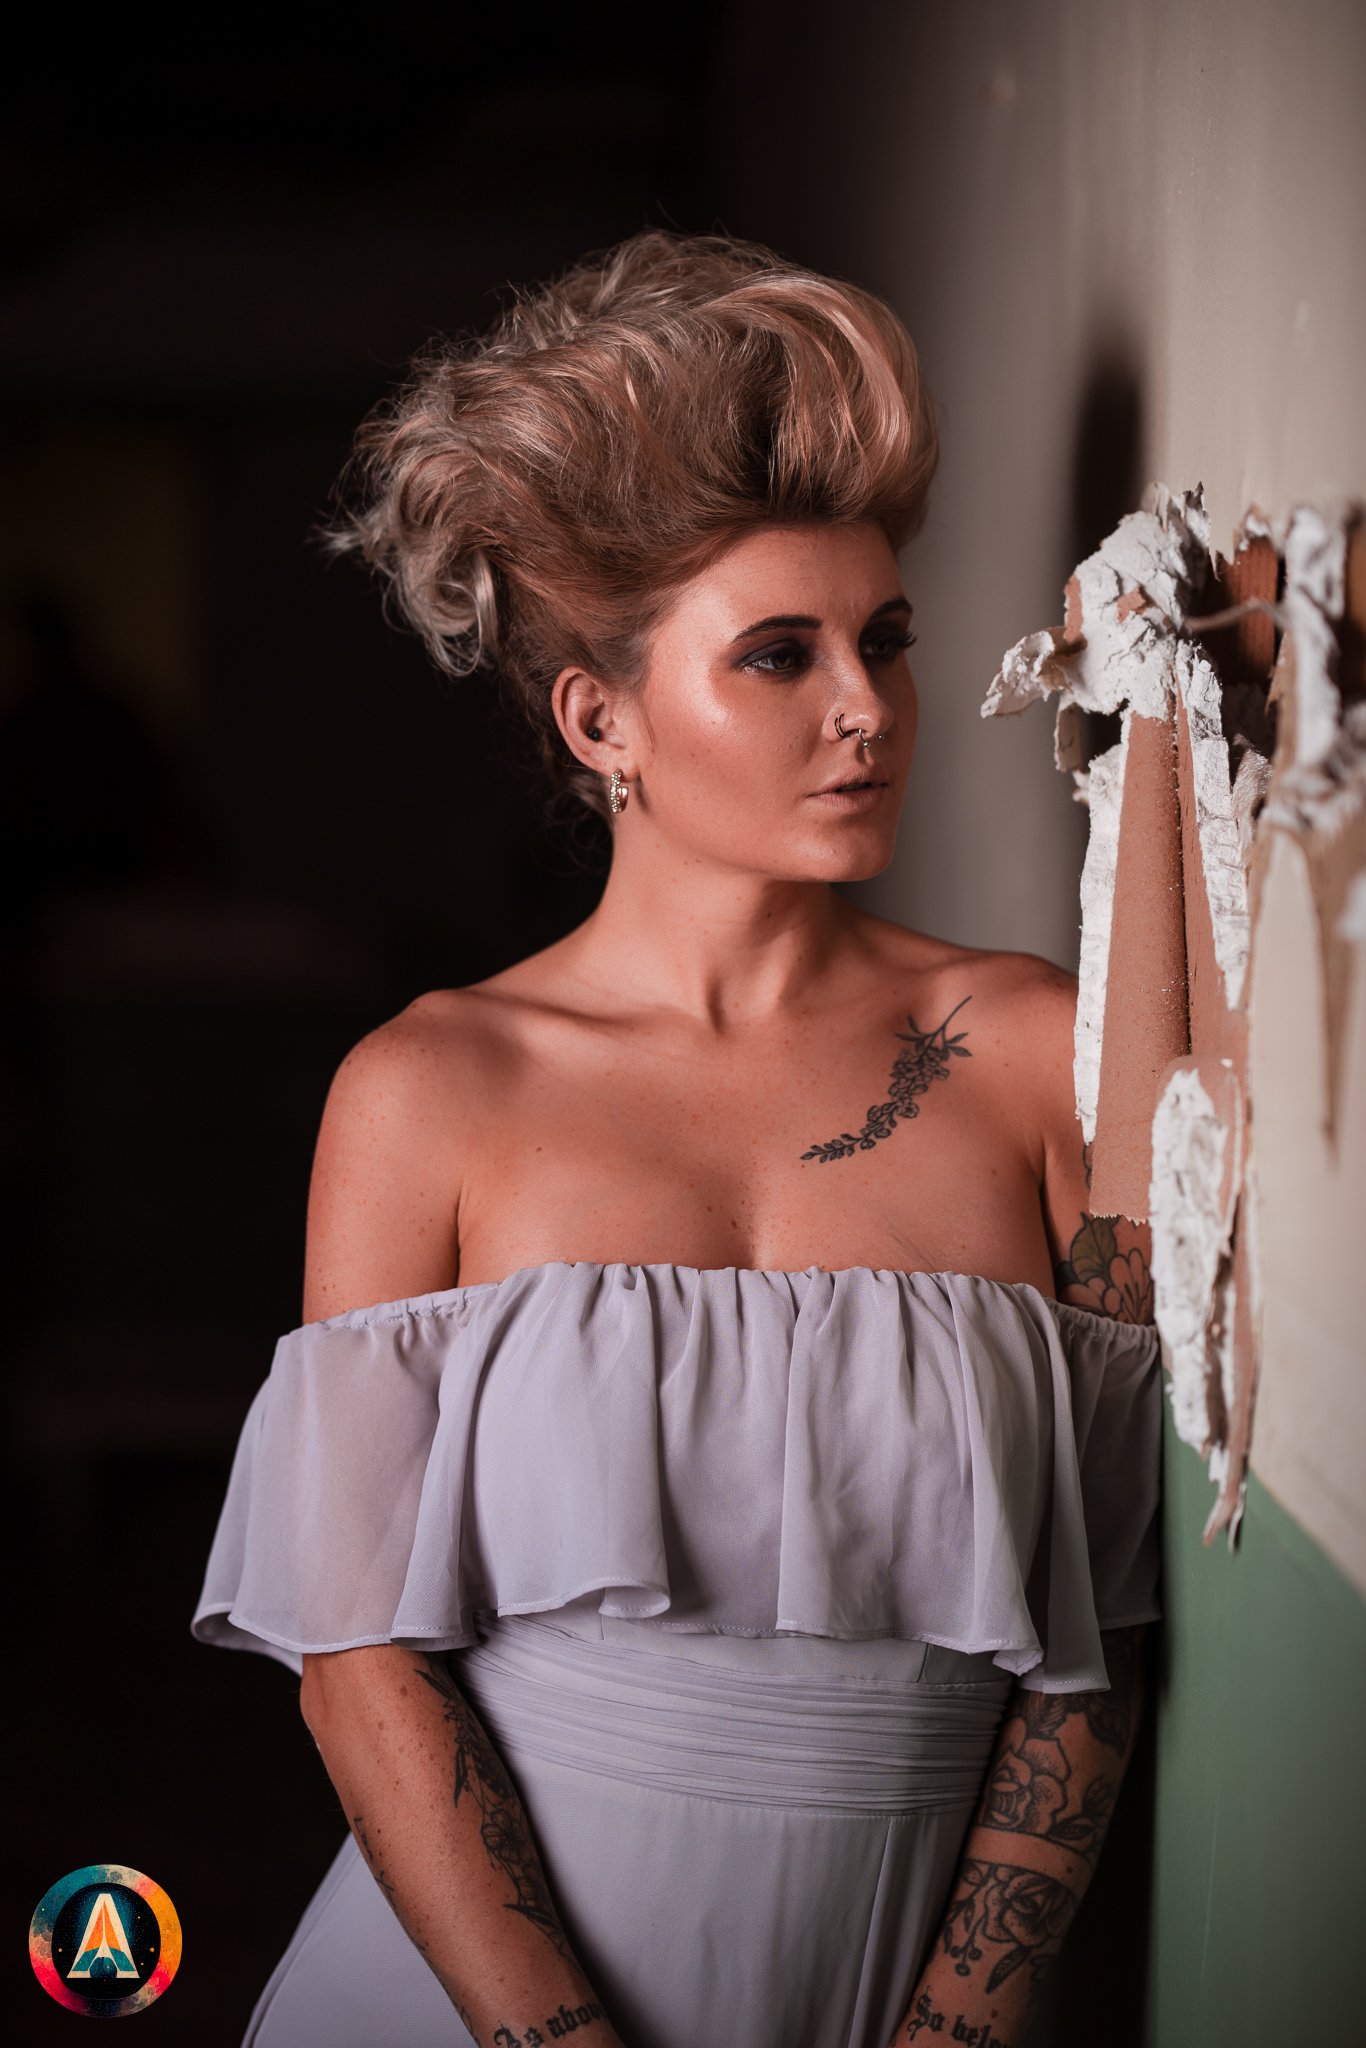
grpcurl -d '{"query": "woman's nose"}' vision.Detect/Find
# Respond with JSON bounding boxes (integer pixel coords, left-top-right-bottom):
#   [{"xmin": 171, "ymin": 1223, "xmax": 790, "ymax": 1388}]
[{"xmin": 832, "ymin": 656, "xmax": 899, "ymax": 733}]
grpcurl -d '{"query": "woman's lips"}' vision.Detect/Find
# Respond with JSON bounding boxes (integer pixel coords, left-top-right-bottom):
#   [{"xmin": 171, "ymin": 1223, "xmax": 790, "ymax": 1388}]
[{"xmin": 807, "ymin": 780, "xmax": 890, "ymax": 812}]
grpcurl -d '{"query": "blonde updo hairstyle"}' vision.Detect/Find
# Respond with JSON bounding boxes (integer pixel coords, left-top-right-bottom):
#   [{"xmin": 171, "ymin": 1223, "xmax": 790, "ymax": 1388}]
[{"xmin": 329, "ymin": 230, "xmax": 939, "ymax": 821}]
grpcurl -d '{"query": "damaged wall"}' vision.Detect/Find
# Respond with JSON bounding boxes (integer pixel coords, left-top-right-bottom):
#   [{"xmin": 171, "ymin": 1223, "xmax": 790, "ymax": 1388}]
[
  {"xmin": 982, "ymin": 497, "xmax": 1366, "ymax": 1584},
  {"xmin": 722, "ymin": 0, "xmax": 1366, "ymax": 2041}
]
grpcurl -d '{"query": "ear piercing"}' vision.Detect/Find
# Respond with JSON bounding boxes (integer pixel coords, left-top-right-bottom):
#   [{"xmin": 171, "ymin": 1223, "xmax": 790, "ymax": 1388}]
[{"xmin": 586, "ymin": 727, "xmax": 627, "ymax": 812}]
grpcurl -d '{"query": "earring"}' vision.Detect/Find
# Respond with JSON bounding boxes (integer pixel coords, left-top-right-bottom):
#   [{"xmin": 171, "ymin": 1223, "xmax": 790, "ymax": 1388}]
[
  {"xmin": 587, "ymin": 726, "xmax": 602, "ymax": 741},
  {"xmin": 608, "ymin": 767, "xmax": 628, "ymax": 815}
]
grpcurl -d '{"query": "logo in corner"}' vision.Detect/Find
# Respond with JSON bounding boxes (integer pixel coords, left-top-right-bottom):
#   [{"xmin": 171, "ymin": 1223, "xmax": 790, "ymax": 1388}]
[{"xmin": 29, "ymin": 1865, "xmax": 181, "ymax": 2018}]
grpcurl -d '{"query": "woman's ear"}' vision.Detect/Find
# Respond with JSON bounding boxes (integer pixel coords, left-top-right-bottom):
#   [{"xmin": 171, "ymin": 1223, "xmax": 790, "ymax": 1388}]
[{"xmin": 553, "ymin": 665, "xmax": 616, "ymax": 771}]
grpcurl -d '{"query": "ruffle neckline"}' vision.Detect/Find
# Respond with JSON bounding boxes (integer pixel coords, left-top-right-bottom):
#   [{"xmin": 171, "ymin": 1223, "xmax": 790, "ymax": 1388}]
[
  {"xmin": 191, "ymin": 1261, "xmax": 1161, "ymax": 1694},
  {"xmin": 302, "ymin": 1256, "xmax": 1151, "ymax": 1341}
]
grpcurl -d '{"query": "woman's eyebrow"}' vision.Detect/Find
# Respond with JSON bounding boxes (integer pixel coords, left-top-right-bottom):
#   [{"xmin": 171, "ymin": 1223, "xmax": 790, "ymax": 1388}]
[
  {"xmin": 730, "ymin": 612, "xmax": 822, "ymax": 641},
  {"xmin": 729, "ymin": 596, "xmax": 912, "ymax": 644},
  {"xmin": 864, "ymin": 596, "xmax": 913, "ymax": 624}
]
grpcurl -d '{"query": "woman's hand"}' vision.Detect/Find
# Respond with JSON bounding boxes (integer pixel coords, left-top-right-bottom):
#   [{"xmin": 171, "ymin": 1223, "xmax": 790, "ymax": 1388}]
[{"xmin": 885, "ymin": 1625, "xmax": 1147, "ymax": 2047}]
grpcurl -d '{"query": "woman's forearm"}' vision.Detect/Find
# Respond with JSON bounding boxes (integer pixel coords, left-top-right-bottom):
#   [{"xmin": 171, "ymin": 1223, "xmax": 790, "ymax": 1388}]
[
  {"xmin": 301, "ymin": 1644, "xmax": 626, "ymax": 2048},
  {"xmin": 888, "ymin": 1626, "xmax": 1147, "ymax": 2047}
]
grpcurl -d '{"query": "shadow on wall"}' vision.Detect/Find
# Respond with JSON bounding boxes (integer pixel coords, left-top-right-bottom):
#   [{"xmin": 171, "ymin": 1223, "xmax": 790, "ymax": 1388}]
[
  {"xmin": 1028, "ymin": 337, "xmax": 1154, "ymax": 2048},
  {"xmin": 1067, "ymin": 343, "xmax": 1147, "ymax": 572}
]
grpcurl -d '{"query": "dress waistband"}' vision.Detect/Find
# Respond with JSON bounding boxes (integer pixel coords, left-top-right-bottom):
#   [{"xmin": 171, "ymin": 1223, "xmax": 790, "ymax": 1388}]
[{"xmin": 452, "ymin": 1618, "xmax": 1008, "ymax": 1815}]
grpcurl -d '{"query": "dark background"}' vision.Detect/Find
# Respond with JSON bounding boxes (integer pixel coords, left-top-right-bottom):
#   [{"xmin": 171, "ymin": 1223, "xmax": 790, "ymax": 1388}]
[{"xmin": 7, "ymin": 10, "xmax": 1145, "ymax": 2041}]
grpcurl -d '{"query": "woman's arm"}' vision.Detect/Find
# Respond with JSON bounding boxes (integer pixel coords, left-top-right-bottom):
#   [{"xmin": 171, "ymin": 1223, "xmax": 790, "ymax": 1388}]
[
  {"xmin": 1028, "ymin": 965, "xmax": 1154, "ymax": 1327},
  {"xmin": 885, "ymin": 969, "xmax": 1156, "ymax": 2042},
  {"xmin": 301, "ymin": 1646, "xmax": 622, "ymax": 2047},
  {"xmin": 297, "ymin": 1011, "xmax": 626, "ymax": 2047},
  {"xmin": 887, "ymin": 1626, "xmax": 1147, "ymax": 2047}
]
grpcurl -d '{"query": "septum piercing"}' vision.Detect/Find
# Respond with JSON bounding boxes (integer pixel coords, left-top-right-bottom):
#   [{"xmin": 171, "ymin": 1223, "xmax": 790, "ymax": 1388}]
[{"xmin": 833, "ymin": 710, "xmax": 887, "ymax": 751}]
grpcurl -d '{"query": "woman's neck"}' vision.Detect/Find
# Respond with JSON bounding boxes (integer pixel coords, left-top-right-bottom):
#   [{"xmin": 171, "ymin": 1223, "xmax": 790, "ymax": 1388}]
[{"xmin": 564, "ymin": 853, "xmax": 866, "ymax": 1030}]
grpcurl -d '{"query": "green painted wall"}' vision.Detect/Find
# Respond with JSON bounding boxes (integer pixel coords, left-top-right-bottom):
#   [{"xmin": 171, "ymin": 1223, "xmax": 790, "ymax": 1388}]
[{"xmin": 1145, "ymin": 1408, "xmax": 1366, "ymax": 2043}]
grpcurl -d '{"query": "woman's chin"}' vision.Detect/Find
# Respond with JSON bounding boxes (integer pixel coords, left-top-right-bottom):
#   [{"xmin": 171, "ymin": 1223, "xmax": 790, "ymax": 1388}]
[{"xmin": 790, "ymin": 823, "xmax": 899, "ymax": 885}]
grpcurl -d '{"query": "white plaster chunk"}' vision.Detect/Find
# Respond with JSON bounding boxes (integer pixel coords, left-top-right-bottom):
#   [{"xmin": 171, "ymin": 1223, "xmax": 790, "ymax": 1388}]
[
  {"xmin": 980, "ymin": 627, "xmax": 1070, "ymax": 719},
  {"xmin": 1150, "ymin": 1067, "xmax": 1230, "ymax": 1453},
  {"xmin": 1074, "ymin": 726, "xmax": 1128, "ymax": 1145},
  {"xmin": 1175, "ymin": 639, "xmax": 1253, "ymax": 1010},
  {"xmin": 981, "ymin": 484, "xmax": 1211, "ymax": 727},
  {"xmin": 1280, "ymin": 502, "xmax": 1349, "ymax": 768},
  {"xmin": 1151, "ymin": 482, "xmax": 1214, "ymax": 560}
]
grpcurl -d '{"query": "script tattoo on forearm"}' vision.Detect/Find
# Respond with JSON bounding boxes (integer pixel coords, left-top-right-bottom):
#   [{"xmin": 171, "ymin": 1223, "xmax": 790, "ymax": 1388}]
[
  {"xmin": 416, "ymin": 1652, "xmax": 572, "ymax": 1961},
  {"xmin": 924, "ymin": 1628, "xmax": 1143, "ymax": 2008},
  {"xmin": 800, "ymin": 998, "xmax": 972, "ymax": 1162},
  {"xmin": 904, "ymin": 1987, "xmax": 1014, "ymax": 2043},
  {"xmin": 491, "ymin": 2003, "xmax": 606, "ymax": 2044}
]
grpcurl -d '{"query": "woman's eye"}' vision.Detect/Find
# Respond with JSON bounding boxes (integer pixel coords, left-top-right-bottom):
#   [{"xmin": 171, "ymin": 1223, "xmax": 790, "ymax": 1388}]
[
  {"xmin": 863, "ymin": 629, "xmax": 918, "ymax": 663},
  {"xmin": 744, "ymin": 642, "xmax": 811, "ymax": 677}
]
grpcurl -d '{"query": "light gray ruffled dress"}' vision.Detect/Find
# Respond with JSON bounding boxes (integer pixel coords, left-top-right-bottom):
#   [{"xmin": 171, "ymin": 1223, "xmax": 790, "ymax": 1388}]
[{"xmin": 191, "ymin": 1261, "xmax": 1162, "ymax": 2048}]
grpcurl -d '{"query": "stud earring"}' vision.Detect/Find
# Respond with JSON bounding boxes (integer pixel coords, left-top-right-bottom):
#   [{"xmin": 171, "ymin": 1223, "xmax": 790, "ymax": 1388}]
[
  {"xmin": 608, "ymin": 768, "xmax": 628, "ymax": 815},
  {"xmin": 587, "ymin": 726, "xmax": 602, "ymax": 741}
]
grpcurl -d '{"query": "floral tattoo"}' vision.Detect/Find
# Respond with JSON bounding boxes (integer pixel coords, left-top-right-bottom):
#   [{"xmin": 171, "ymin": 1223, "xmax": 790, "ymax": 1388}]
[
  {"xmin": 1054, "ymin": 1213, "xmax": 1153, "ymax": 1324},
  {"xmin": 941, "ymin": 1860, "xmax": 1075, "ymax": 1996},
  {"xmin": 800, "ymin": 999, "xmax": 972, "ymax": 1163},
  {"xmin": 415, "ymin": 1653, "xmax": 571, "ymax": 1962}
]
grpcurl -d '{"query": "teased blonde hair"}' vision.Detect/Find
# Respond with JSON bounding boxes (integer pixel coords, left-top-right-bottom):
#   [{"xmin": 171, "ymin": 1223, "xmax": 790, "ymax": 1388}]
[{"xmin": 328, "ymin": 229, "xmax": 938, "ymax": 820}]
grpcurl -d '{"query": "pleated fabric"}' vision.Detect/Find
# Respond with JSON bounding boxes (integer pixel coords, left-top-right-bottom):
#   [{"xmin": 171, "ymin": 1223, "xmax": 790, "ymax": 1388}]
[
  {"xmin": 240, "ymin": 1613, "xmax": 1016, "ymax": 2048},
  {"xmin": 192, "ymin": 1262, "xmax": 1163, "ymax": 2047},
  {"xmin": 192, "ymin": 1262, "xmax": 1161, "ymax": 1692}
]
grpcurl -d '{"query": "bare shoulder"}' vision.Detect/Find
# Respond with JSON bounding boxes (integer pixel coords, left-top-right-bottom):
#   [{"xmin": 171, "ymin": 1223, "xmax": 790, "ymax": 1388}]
[
  {"xmin": 862, "ymin": 915, "xmax": 1075, "ymax": 1046},
  {"xmin": 965, "ymin": 948, "xmax": 1077, "ymax": 1050},
  {"xmin": 324, "ymin": 984, "xmax": 515, "ymax": 1111},
  {"xmin": 302, "ymin": 986, "xmax": 521, "ymax": 1322}
]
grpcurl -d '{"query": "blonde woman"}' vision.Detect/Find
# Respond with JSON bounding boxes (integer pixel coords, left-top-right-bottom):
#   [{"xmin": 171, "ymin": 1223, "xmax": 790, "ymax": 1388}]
[{"xmin": 194, "ymin": 231, "xmax": 1160, "ymax": 2048}]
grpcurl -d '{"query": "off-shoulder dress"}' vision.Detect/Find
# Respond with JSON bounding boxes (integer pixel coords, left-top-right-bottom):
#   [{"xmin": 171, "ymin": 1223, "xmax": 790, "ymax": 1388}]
[{"xmin": 191, "ymin": 1260, "xmax": 1162, "ymax": 2048}]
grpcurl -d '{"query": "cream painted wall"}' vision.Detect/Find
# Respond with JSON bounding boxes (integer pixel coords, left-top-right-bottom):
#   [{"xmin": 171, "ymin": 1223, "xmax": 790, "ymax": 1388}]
[{"xmin": 723, "ymin": 0, "xmax": 1365, "ymax": 966}]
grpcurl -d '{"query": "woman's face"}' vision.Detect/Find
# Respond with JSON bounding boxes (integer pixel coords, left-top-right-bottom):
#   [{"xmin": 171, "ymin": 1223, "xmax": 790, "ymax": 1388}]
[{"xmin": 612, "ymin": 521, "xmax": 918, "ymax": 883}]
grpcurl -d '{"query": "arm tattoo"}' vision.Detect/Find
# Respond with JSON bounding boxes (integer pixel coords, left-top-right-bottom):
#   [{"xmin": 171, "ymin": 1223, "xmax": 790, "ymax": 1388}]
[
  {"xmin": 979, "ymin": 1630, "xmax": 1139, "ymax": 1868},
  {"xmin": 350, "ymin": 1813, "xmax": 396, "ymax": 1908},
  {"xmin": 415, "ymin": 1652, "xmax": 572, "ymax": 1962},
  {"xmin": 940, "ymin": 1858, "xmax": 1075, "ymax": 1996},
  {"xmin": 1054, "ymin": 1212, "xmax": 1153, "ymax": 1323},
  {"xmin": 350, "ymin": 1811, "xmax": 441, "ymax": 1979},
  {"xmin": 800, "ymin": 999, "xmax": 972, "ymax": 1163},
  {"xmin": 904, "ymin": 1988, "xmax": 1015, "ymax": 2043},
  {"xmin": 904, "ymin": 1630, "xmax": 1142, "ymax": 2039},
  {"xmin": 491, "ymin": 2003, "xmax": 606, "ymax": 2044}
]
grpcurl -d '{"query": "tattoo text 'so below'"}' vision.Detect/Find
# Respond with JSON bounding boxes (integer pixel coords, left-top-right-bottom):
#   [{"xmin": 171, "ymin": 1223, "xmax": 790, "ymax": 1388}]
[{"xmin": 800, "ymin": 999, "xmax": 973, "ymax": 1164}]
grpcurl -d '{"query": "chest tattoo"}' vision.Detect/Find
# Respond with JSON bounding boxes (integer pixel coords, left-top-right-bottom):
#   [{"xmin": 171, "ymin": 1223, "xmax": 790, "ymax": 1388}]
[{"xmin": 799, "ymin": 997, "xmax": 973, "ymax": 1163}]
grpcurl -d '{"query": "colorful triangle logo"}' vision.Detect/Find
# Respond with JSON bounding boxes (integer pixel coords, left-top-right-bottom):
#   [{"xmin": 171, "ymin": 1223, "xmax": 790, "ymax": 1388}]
[{"xmin": 67, "ymin": 1892, "xmax": 140, "ymax": 1980}]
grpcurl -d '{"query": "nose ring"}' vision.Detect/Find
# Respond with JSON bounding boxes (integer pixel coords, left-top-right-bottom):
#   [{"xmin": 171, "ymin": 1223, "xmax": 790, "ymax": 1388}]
[{"xmin": 834, "ymin": 710, "xmax": 887, "ymax": 752}]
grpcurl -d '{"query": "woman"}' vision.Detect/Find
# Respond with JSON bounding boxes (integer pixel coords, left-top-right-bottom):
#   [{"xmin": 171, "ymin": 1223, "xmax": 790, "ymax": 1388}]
[{"xmin": 193, "ymin": 230, "xmax": 1160, "ymax": 2048}]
